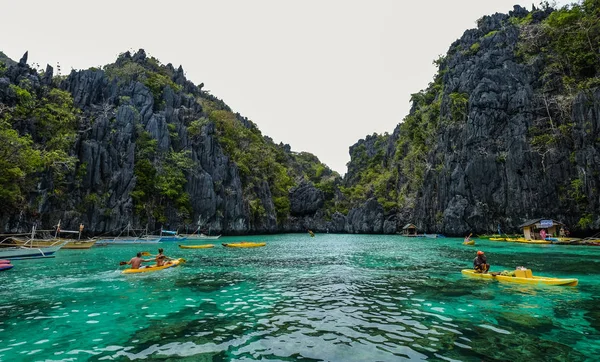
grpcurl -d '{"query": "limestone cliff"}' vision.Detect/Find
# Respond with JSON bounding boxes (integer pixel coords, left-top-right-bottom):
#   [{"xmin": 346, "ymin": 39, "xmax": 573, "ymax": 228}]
[
  {"xmin": 0, "ymin": 50, "xmax": 340, "ymax": 235},
  {"xmin": 343, "ymin": 3, "xmax": 600, "ymax": 235}
]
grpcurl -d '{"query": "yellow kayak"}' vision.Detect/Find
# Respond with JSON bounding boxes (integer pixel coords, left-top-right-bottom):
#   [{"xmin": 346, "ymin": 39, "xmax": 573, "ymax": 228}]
[
  {"xmin": 123, "ymin": 258, "xmax": 184, "ymax": 274},
  {"xmin": 222, "ymin": 242, "xmax": 266, "ymax": 248},
  {"xmin": 463, "ymin": 240, "xmax": 475, "ymax": 245},
  {"xmin": 178, "ymin": 244, "xmax": 215, "ymax": 249},
  {"xmin": 489, "ymin": 237, "xmax": 506, "ymax": 241},
  {"xmin": 513, "ymin": 238, "xmax": 551, "ymax": 244},
  {"xmin": 461, "ymin": 269, "xmax": 578, "ymax": 286}
]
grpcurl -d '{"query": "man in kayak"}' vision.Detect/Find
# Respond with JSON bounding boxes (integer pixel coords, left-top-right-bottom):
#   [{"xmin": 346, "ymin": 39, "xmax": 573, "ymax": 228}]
[
  {"xmin": 126, "ymin": 252, "xmax": 150, "ymax": 269},
  {"xmin": 473, "ymin": 251, "xmax": 490, "ymax": 273}
]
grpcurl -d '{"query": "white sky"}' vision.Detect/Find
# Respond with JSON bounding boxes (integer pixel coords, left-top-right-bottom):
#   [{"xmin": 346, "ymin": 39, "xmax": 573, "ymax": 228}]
[{"xmin": 1, "ymin": 0, "xmax": 573, "ymax": 175}]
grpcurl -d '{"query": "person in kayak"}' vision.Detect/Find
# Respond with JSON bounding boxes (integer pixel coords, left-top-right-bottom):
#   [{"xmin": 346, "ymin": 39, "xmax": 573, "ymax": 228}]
[
  {"xmin": 155, "ymin": 248, "xmax": 171, "ymax": 267},
  {"xmin": 126, "ymin": 252, "xmax": 151, "ymax": 269},
  {"xmin": 473, "ymin": 251, "xmax": 490, "ymax": 273},
  {"xmin": 464, "ymin": 233, "xmax": 472, "ymax": 243}
]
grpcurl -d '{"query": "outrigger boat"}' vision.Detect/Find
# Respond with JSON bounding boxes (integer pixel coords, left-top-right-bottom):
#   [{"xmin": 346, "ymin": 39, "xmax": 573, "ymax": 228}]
[
  {"xmin": 0, "ymin": 230, "xmax": 65, "ymax": 260},
  {"xmin": 6, "ymin": 222, "xmax": 96, "ymax": 249},
  {"xmin": 157, "ymin": 229, "xmax": 187, "ymax": 242},
  {"xmin": 194, "ymin": 233, "xmax": 222, "ymax": 240},
  {"xmin": 98, "ymin": 223, "xmax": 161, "ymax": 245},
  {"xmin": 181, "ymin": 226, "xmax": 221, "ymax": 240}
]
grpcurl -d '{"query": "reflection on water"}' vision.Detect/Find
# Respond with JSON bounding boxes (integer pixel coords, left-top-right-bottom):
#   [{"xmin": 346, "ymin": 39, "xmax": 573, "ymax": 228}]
[{"xmin": 0, "ymin": 234, "xmax": 598, "ymax": 361}]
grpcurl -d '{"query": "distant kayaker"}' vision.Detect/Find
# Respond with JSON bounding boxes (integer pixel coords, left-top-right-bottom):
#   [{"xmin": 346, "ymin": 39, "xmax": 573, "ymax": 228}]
[
  {"xmin": 464, "ymin": 234, "xmax": 471, "ymax": 243},
  {"xmin": 473, "ymin": 251, "xmax": 490, "ymax": 273}
]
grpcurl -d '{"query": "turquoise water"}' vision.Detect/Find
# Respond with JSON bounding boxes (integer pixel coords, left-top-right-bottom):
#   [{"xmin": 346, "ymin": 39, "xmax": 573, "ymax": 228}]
[{"xmin": 1, "ymin": 234, "xmax": 599, "ymax": 361}]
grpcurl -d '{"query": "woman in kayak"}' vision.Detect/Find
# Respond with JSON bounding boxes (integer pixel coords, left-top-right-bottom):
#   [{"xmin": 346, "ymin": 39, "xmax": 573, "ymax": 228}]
[
  {"xmin": 155, "ymin": 248, "xmax": 171, "ymax": 267},
  {"xmin": 473, "ymin": 251, "xmax": 490, "ymax": 273}
]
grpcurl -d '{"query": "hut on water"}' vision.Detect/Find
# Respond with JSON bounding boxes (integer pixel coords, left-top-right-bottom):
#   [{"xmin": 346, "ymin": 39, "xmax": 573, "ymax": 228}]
[
  {"xmin": 402, "ymin": 223, "xmax": 418, "ymax": 237},
  {"xmin": 519, "ymin": 219, "xmax": 565, "ymax": 240}
]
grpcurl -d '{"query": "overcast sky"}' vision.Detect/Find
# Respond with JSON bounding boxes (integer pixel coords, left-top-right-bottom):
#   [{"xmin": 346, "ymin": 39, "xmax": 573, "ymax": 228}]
[{"xmin": 1, "ymin": 0, "xmax": 573, "ymax": 175}]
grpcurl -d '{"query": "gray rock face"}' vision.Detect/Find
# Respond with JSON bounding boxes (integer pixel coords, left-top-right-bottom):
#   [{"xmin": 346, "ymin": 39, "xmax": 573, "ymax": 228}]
[
  {"xmin": 4, "ymin": 52, "xmax": 40, "ymax": 91},
  {"xmin": 343, "ymin": 6, "xmax": 600, "ymax": 235},
  {"xmin": 2, "ymin": 49, "xmax": 342, "ymax": 235},
  {"xmin": 345, "ymin": 198, "xmax": 384, "ymax": 234},
  {"xmin": 328, "ymin": 212, "xmax": 347, "ymax": 233},
  {"xmin": 0, "ymin": 50, "xmax": 257, "ymax": 235},
  {"xmin": 413, "ymin": 9, "xmax": 600, "ymax": 234},
  {"xmin": 382, "ymin": 214, "xmax": 397, "ymax": 234},
  {"xmin": 0, "ymin": 51, "xmax": 17, "ymax": 67},
  {"xmin": 289, "ymin": 181, "xmax": 324, "ymax": 216},
  {"xmin": 62, "ymin": 69, "xmax": 111, "ymax": 108}
]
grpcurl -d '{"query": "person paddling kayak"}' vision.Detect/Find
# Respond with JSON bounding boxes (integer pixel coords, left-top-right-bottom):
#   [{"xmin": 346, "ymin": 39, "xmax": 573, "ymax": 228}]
[
  {"xmin": 156, "ymin": 248, "xmax": 171, "ymax": 267},
  {"xmin": 473, "ymin": 251, "xmax": 490, "ymax": 273},
  {"xmin": 122, "ymin": 252, "xmax": 152, "ymax": 269}
]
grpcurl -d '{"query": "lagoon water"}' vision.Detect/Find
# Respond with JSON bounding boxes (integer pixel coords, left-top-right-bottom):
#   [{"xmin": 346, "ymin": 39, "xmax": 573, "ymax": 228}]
[{"xmin": 0, "ymin": 234, "xmax": 598, "ymax": 361}]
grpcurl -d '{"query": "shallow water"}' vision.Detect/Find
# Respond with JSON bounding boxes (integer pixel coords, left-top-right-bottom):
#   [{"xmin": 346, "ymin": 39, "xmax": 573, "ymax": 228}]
[{"xmin": 0, "ymin": 234, "xmax": 598, "ymax": 361}]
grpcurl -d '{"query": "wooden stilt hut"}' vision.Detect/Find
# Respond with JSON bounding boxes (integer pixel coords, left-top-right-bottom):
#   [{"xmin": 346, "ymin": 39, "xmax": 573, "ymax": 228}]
[
  {"xmin": 402, "ymin": 223, "xmax": 418, "ymax": 237},
  {"xmin": 519, "ymin": 219, "xmax": 564, "ymax": 240}
]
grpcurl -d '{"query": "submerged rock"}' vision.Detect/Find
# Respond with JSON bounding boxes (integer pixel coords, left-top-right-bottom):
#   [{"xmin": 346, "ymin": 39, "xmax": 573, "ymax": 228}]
[
  {"xmin": 496, "ymin": 311, "xmax": 554, "ymax": 332},
  {"xmin": 463, "ymin": 325, "xmax": 587, "ymax": 361}
]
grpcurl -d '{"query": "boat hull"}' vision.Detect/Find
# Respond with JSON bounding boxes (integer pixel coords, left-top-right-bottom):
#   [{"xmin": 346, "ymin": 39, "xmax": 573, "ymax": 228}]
[
  {"xmin": 183, "ymin": 234, "xmax": 221, "ymax": 240},
  {"xmin": 0, "ymin": 244, "xmax": 64, "ymax": 259},
  {"xmin": 159, "ymin": 236, "xmax": 188, "ymax": 242},
  {"xmin": 7, "ymin": 238, "xmax": 96, "ymax": 249},
  {"xmin": 98, "ymin": 237, "xmax": 161, "ymax": 245},
  {"xmin": 461, "ymin": 269, "xmax": 578, "ymax": 286}
]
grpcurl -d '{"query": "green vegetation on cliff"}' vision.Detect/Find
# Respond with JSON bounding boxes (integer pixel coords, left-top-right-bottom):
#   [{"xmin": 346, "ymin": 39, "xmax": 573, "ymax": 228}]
[
  {"xmin": 104, "ymin": 56, "xmax": 182, "ymax": 108},
  {"xmin": 201, "ymin": 96, "xmax": 337, "ymax": 222},
  {"xmin": 0, "ymin": 78, "xmax": 78, "ymax": 212},
  {"xmin": 203, "ymin": 99, "xmax": 294, "ymax": 221},
  {"xmin": 340, "ymin": 134, "xmax": 397, "ymax": 212},
  {"xmin": 342, "ymin": 55, "xmax": 446, "ymax": 213},
  {"xmin": 131, "ymin": 127, "xmax": 194, "ymax": 224},
  {"xmin": 515, "ymin": 0, "xmax": 600, "ymax": 227}
]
